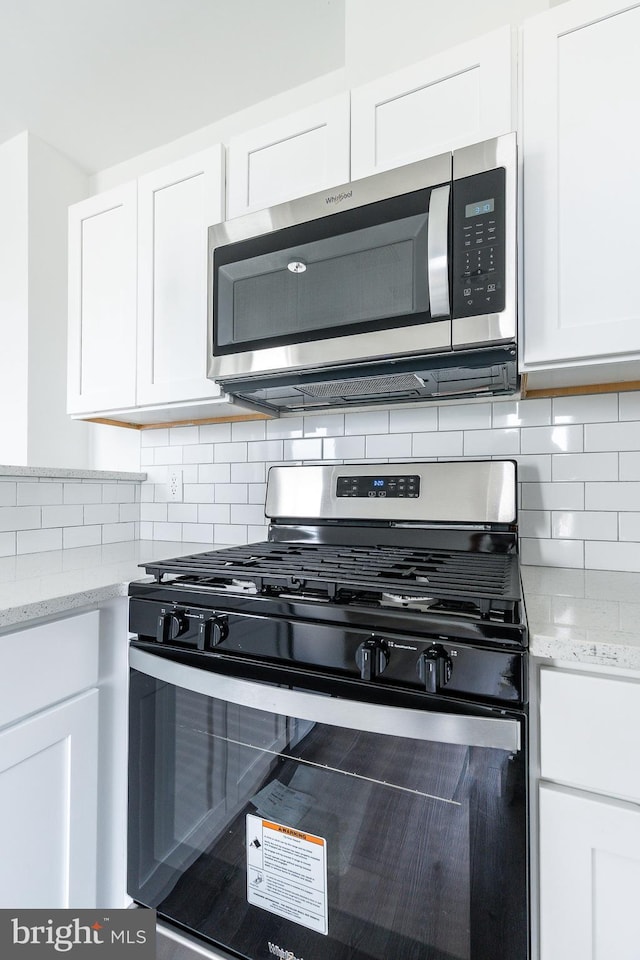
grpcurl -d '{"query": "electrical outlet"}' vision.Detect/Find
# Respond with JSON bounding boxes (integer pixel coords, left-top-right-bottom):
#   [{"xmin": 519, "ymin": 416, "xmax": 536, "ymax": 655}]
[{"xmin": 168, "ymin": 468, "xmax": 183, "ymax": 503}]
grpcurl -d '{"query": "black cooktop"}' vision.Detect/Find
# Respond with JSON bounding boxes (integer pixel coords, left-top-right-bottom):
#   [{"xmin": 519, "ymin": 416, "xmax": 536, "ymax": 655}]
[{"xmin": 142, "ymin": 541, "xmax": 523, "ymax": 624}]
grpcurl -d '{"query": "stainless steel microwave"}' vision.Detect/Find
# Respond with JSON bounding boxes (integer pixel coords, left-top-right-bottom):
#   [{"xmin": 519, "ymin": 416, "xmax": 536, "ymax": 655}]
[{"xmin": 207, "ymin": 133, "xmax": 517, "ymax": 413}]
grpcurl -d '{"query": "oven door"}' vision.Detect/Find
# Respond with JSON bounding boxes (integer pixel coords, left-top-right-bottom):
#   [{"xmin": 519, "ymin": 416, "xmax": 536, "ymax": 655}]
[{"xmin": 128, "ymin": 646, "xmax": 528, "ymax": 960}]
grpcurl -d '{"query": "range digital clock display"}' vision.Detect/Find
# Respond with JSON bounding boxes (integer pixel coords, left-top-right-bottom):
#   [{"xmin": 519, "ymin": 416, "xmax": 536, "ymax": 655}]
[{"xmin": 336, "ymin": 475, "xmax": 420, "ymax": 498}]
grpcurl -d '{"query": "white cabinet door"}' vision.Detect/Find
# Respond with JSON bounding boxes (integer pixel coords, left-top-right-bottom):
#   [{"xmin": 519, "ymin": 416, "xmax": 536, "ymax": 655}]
[
  {"xmin": 226, "ymin": 94, "xmax": 350, "ymax": 219},
  {"xmin": 0, "ymin": 689, "xmax": 99, "ymax": 908},
  {"xmin": 137, "ymin": 146, "xmax": 225, "ymax": 405},
  {"xmin": 539, "ymin": 784, "xmax": 640, "ymax": 960},
  {"xmin": 523, "ymin": 0, "xmax": 640, "ymax": 368},
  {"xmin": 350, "ymin": 27, "xmax": 514, "ymax": 180},
  {"xmin": 67, "ymin": 183, "xmax": 137, "ymax": 414}
]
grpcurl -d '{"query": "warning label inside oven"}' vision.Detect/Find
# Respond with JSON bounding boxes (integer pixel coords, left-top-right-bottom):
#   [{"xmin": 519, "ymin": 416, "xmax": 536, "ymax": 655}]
[{"xmin": 246, "ymin": 814, "xmax": 328, "ymax": 935}]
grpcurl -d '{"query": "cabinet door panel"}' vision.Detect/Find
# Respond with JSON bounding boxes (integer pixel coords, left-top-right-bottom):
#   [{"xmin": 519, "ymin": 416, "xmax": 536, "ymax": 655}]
[
  {"xmin": 137, "ymin": 146, "xmax": 224, "ymax": 405},
  {"xmin": 523, "ymin": 0, "xmax": 640, "ymax": 367},
  {"xmin": 539, "ymin": 784, "xmax": 640, "ymax": 960},
  {"xmin": 226, "ymin": 94, "xmax": 350, "ymax": 218},
  {"xmin": 0, "ymin": 689, "xmax": 99, "ymax": 908},
  {"xmin": 351, "ymin": 27, "xmax": 513, "ymax": 179},
  {"xmin": 67, "ymin": 183, "xmax": 137, "ymax": 414}
]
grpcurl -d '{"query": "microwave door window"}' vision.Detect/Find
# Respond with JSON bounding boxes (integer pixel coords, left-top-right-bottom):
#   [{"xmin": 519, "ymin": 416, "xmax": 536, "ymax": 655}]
[{"xmin": 214, "ymin": 200, "xmax": 433, "ymax": 355}]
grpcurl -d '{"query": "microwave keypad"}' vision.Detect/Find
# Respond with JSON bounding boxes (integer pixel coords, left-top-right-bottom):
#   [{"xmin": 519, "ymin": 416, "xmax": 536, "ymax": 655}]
[{"xmin": 452, "ymin": 168, "xmax": 506, "ymax": 319}]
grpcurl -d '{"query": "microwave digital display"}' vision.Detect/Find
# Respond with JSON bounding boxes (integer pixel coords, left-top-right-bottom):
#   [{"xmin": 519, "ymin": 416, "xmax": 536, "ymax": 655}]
[{"xmin": 465, "ymin": 198, "xmax": 495, "ymax": 218}]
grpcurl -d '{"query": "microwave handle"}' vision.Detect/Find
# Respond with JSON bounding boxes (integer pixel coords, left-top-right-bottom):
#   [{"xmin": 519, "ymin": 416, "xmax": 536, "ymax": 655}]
[{"xmin": 427, "ymin": 184, "xmax": 451, "ymax": 318}]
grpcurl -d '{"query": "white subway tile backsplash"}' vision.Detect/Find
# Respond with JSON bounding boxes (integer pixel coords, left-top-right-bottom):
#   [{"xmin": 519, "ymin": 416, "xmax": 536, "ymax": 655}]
[
  {"xmin": 248, "ymin": 440, "xmax": 284, "ymax": 462},
  {"xmin": 139, "ymin": 521, "xmax": 153, "ymax": 539},
  {"xmin": 553, "ymin": 393, "xmax": 619, "ymax": 424},
  {"xmin": 141, "ymin": 428, "xmax": 169, "ymax": 447},
  {"xmin": 552, "ymin": 453, "xmax": 618, "ymax": 482},
  {"xmin": 619, "ymin": 391, "xmax": 640, "ymax": 421},
  {"xmin": 102, "ymin": 522, "xmax": 136, "ymax": 544},
  {"xmin": 390, "ymin": 407, "xmax": 438, "ymax": 433},
  {"xmin": 521, "ymin": 538, "xmax": 585, "ymax": 569},
  {"xmin": 200, "ymin": 423, "xmax": 232, "ymax": 444},
  {"xmin": 102, "ymin": 483, "xmax": 136, "ymax": 502},
  {"xmin": 198, "ymin": 463, "xmax": 231, "ymax": 484},
  {"xmin": 493, "ymin": 398, "xmax": 552, "ymax": 428},
  {"xmin": 141, "ymin": 503, "xmax": 168, "ymax": 523},
  {"xmin": 63, "ymin": 525, "xmax": 102, "ymax": 549},
  {"xmin": 166, "ymin": 504, "xmax": 197, "ymax": 523},
  {"xmin": 438, "ymin": 403, "xmax": 491, "ymax": 431},
  {"xmin": 17, "ymin": 482, "xmax": 63, "ymax": 505},
  {"xmin": 198, "ymin": 504, "xmax": 230, "ymax": 524},
  {"xmin": 585, "ymin": 421, "xmax": 640, "ymax": 451},
  {"xmin": 84, "ymin": 503, "xmax": 119, "ymax": 525},
  {"xmin": 231, "ymin": 462, "xmax": 266, "ymax": 483},
  {"xmin": 215, "ymin": 484, "xmax": 248, "ymax": 504},
  {"xmin": 181, "ymin": 523, "xmax": 214, "ymax": 543},
  {"xmin": 345, "ymin": 410, "xmax": 389, "ymax": 435},
  {"xmin": 584, "ymin": 540, "xmax": 640, "ymax": 572},
  {"xmin": 366, "ymin": 433, "xmax": 411, "ymax": 459},
  {"xmin": 214, "ymin": 524, "xmax": 247, "ymax": 545},
  {"xmin": 514, "ymin": 455, "xmax": 552, "ymax": 483},
  {"xmin": 303, "ymin": 413, "xmax": 345, "ymax": 437},
  {"xmin": 0, "ymin": 532, "xmax": 15, "ymax": 556},
  {"xmin": 232, "ymin": 420, "xmax": 267, "ymax": 442},
  {"xmin": 63, "ymin": 483, "xmax": 102, "ymax": 504},
  {"xmin": 519, "ymin": 510, "xmax": 551, "ymax": 539},
  {"xmin": 170, "ymin": 425, "xmax": 199, "ymax": 445},
  {"xmin": 0, "ymin": 483, "xmax": 17, "ymax": 506},
  {"xmin": 17, "ymin": 527, "xmax": 62, "ymax": 554},
  {"xmin": 153, "ymin": 521, "xmax": 183, "ymax": 540},
  {"xmin": 521, "ymin": 425, "xmax": 583, "ymax": 455},
  {"xmin": 0, "ymin": 506, "xmax": 42, "ymax": 532},
  {"xmin": 248, "ymin": 525, "xmax": 269, "ymax": 542},
  {"xmin": 120, "ymin": 503, "xmax": 139, "ymax": 523},
  {"xmin": 412, "ymin": 432, "xmax": 463, "ymax": 457},
  {"xmin": 183, "ymin": 443, "xmax": 214, "ymax": 464},
  {"xmin": 620, "ymin": 452, "xmax": 640, "ymax": 480},
  {"xmin": 184, "ymin": 484, "xmax": 215, "ymax": 503},
  {"xmin": 266, "ymin": 417, "xmax": 304, "ymax": 439},
  {"xmin": 284, "ymin": 438, "xmax": 323, "ymax": 461},
  {"xmin": 231, "ymin": 504, "xmax": 267, "ymax": 526},
  {"xmin": 323, "ymin": 435, "xmax": 365, "ymax": 460},
  {"xmin": 619, "ymin": 513, "xmax": 640, "ymax": 541},
  {"xmin": 249, "ymin": 483, "xmax": 268, "ymax": 504},
  {"xmin": 585, "ymin": 482, "xmax": 640, "ymax": 511},
  {"xmin": 464, "ymin": 428, "xmax": 519, "ymax": 457},
  {"xmin": 552, "ymin": 511, "xmax": 618, "ymax": 541},
  {"xmin": 154, "ymin": 446, "xmax": 184, "ymax": 465},
  {"xmin": 521, "ymin": 483, "xmax": 584, "ymax": 511}
]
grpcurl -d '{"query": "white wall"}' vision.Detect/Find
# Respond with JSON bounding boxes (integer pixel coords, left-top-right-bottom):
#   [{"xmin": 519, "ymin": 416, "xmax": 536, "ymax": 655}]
[
  {"xmin": 0, "ymin": 134, "xmax": 29, "ymax": 464},
  {"xmin": 28, "ymin": 133, "xmax": 92, "ymax": 467}
]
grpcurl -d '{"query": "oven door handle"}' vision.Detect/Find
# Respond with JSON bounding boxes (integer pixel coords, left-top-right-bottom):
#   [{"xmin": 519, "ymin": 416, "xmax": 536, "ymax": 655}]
[{"xmin": 130, "ymin": 648, "xmax": 521, "ymax": 754}]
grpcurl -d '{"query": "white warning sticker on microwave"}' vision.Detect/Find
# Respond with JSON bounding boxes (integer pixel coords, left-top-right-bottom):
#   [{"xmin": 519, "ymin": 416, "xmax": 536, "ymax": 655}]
[{"xmin": 246, "ymin": 813, "xmax": 328, "ymax": 935}]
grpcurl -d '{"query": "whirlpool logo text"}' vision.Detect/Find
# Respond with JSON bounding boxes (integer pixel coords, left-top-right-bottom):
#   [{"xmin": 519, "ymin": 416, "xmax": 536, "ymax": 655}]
[{"xmin": 268, "ymin": 942, "xmax": 304, "ymax": 960}]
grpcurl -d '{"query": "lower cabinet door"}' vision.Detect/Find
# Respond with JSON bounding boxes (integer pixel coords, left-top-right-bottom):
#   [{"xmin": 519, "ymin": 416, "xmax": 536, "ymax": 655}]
[
  {"xmin": 0, "ymin": 688, "xmax": 99, "ymax": 908},
  {"xmin": 539, "ymin": 783, "xmax": 640, "ymax": 960}
]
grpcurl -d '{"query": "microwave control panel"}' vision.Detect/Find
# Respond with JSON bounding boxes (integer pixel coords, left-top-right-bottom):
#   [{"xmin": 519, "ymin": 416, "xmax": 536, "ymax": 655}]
[{"xmin": 451, "ymin": 167, "xmax": 506, "ymax": 319}]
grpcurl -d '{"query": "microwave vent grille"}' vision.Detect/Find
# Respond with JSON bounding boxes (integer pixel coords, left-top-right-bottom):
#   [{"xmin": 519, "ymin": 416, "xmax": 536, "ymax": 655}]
[{"xmin": 296, "ymin": 373, "xmax": 425, "ymax": 400}]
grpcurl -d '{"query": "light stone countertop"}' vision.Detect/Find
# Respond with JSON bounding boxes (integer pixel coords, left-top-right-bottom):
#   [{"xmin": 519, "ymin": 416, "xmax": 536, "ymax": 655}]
[
  {"xmin": 0, "ymin": 465, "xmax": 146, "ymax": 481},
  {"xmin": 0, "ymin": 541, "xmax": 211, "ymax": 631},
  {"xmin": 522, "ymin": 565, "xmax": 640, "ymax": 671}
]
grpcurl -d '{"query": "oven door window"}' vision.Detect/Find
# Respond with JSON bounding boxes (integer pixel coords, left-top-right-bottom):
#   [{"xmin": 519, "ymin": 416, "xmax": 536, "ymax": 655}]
[
  {"xmin": 213, "ymin": 189, "xmax": 437, "ymax": 356},
  {"xmin": 128, "ymin": 665, "xmax": 527, "ymax": 960}
]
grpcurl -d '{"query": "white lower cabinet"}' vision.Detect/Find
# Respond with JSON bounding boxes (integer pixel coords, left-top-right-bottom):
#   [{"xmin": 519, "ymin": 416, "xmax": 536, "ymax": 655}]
[
  {"xmin": 0, "ymin": 689, "xmax": 99, "ymax": 908},
  {"xmin": 538, "ymin": 665, "xmax": 640, "ymax": 960},
  {"xmin": 0, "ymin": 603, "xmax": 129, "ymax": 909},
  {"xmin": 539, "ymin": 784, "xmax": 640, "ymax": 960}
]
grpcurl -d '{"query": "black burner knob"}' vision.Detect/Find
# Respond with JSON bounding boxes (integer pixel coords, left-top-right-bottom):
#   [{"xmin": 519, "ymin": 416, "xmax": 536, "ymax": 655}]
[
  {"xmin": 157, "ymin": 609, "xmax": 188, "ymax": 643},
  {"xmin": 418, "ymin": 644, "xmax": 453, "ymax": 693},
  {"xmin": 356, "ymin": 637, "xmax": 390, "ymax": 681},
  {"xmin": 198, "ymin": 615, "xmax": 228, "ymax": 650}
]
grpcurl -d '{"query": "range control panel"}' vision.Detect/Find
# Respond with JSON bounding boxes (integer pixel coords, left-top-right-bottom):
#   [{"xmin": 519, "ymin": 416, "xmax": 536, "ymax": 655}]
[
  {"xmin": 336, "ymin": 474, "xmax": 420, "ymax": 498},
  {"xmin": 452, "ymin": 166, "xmax": 506, "ymax": 319}
]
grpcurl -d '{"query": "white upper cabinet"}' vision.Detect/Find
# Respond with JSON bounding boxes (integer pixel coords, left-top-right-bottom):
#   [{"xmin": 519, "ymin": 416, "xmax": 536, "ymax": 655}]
[
  {"xmin": 523, "ymin": 0, "xmax": 640, "ymax": 371},
  {"xmin": 226, "ymin": 94, "xmax": 350, "ymax": 219},
  {"xmin": 137, "ymin": 146, "xmax": 224, "ymax": 406},
  {"xmin": 67, "ymin": 183, "xmax": 137, "ymax": 414},
  {"xmin": 350, "ymin": 27, "xmax": 514, "ymax": 180}
]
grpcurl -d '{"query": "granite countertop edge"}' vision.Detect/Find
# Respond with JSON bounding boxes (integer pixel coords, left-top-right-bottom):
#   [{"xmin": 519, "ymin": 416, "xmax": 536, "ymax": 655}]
[{"xmin": 0, "ymin": 464, "xmax": 147, "ymax": 481}]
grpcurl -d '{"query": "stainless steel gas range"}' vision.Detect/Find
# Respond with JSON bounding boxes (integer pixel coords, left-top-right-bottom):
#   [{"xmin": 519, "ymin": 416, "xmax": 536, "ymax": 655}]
[{"xmin": 127, "ymin": 459, "xmax": 529, "ymax": 960}]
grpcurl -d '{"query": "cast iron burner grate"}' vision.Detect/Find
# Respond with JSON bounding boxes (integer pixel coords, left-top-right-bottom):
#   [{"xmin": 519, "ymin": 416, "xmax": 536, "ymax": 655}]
[{"xmin": 143, "ymin": 542, "xmax": 522, "ymax": 622}]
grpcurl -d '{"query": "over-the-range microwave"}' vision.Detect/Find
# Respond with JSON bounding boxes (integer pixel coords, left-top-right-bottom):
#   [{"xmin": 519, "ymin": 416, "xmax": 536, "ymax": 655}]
[{"xmin": 207, "ymin": 133, "xmax": 517, "ymax": 414}]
